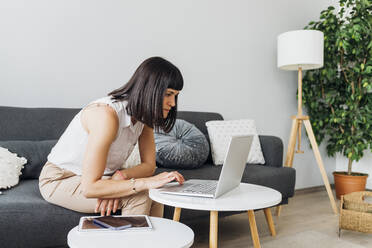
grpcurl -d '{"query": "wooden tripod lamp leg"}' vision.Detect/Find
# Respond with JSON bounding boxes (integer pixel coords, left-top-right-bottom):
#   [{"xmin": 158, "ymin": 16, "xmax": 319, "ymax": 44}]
[
  {"xmin": 285, "ymin": 118, "xmax": 299, "ymax": 167},
  {"xmin": 278, "ymin": 117, "xmax": 300, "ymax": 216},
  {"xmin": 296, "ymin": 120, "xmax": 304, "ymax": 153},
  {"xmin": 303, "ymin": 119, "xmax": 338, "ymax": 214}
]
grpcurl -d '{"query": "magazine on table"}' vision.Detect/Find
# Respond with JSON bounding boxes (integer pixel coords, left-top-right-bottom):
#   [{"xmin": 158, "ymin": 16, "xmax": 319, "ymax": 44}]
[{"xmin": 78, "ymin": 215, "xmax": 153, "ymax": 232}]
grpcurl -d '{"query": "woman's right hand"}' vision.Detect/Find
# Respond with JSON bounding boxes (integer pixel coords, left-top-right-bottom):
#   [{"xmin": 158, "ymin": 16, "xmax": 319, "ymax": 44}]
[
  {"xmin": 144, "ymin": 171, "xmax": 185, "ymax": 189},
  {"xmin": 95, "ymin": 170, "xmax": 126, "ymax": 216}
]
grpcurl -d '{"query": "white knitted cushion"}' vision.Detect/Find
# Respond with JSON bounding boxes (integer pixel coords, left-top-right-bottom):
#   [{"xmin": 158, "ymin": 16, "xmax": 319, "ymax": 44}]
[
  {"xmin": 0, "ymin": 147, "xmax": 27, "ymax": 189},
  {"xmin": 206, "ymin": 119, "xmax": 265, "ymax": 165}
]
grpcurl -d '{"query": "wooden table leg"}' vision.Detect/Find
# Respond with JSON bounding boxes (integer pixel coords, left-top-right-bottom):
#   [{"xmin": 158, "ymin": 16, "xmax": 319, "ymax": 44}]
[
  {"xmin": 247, "ymin": 210, "xmax": 261, "ymax": 248},
  {"xmin": 210, "ymin": 211, "xmax": 218, "ymax": 248},
  {"xmin": 275, "ymin": 205, "xmax": 282, "ymax": 216},
  {"xmin": 263, "ymin": 208, "xmax": 276, "ymax": 236},
  {"xmin": 173, "ymin": 207, "xmax": 181, "ymax": 222}
]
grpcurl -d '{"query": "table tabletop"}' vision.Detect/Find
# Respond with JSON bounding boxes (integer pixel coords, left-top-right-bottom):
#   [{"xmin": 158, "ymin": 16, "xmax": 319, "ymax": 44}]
[
  {"xmin": 67, "ymin": 216, "xmax": 194, "ymax": 248},
  {"xmin": 150, "ymin": 183, "xmax": 282, "ymax": 211}
]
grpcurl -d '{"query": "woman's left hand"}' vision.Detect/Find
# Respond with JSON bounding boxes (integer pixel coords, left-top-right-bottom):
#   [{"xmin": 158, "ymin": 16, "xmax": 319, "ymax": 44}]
[
  {"xmin": 95, "ymin": 170, "xmax": 127, "ymax": 216},
  {"xmin": 95, "ymin": 198, "xmax": 120, "ymax": 216}
]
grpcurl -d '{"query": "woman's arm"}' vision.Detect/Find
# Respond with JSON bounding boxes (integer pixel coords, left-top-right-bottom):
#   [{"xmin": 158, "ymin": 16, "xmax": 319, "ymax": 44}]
[
  {"xmin": 118, "ymin": 124, "xmax": 156, "ymax": 179},
  {"xmin": 80, "ymin": 105, "xmax": 147, "ymax": 199},
  {"xmin": 80, "ymin": 105, "xmax": 184, "ymax": 199}
]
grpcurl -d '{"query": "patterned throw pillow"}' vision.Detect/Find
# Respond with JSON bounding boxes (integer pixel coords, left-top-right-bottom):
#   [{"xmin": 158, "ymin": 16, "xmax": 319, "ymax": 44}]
[
  {"xmin": 0, "ymin": 147, "xmax": 27, "ymax": 189},
  {"xmin": 154, "ymin": 119, "xmax": 210, "ymax": 169},
  {"xmin": 205, "ymin": 119, "xmax": 265, "ymax": 165}
]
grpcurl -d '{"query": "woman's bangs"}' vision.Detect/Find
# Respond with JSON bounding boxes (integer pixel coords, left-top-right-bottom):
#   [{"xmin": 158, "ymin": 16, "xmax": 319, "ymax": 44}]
[{"xmin": 167, "ymin": 70, "xmax": 183, "ymax": 91}]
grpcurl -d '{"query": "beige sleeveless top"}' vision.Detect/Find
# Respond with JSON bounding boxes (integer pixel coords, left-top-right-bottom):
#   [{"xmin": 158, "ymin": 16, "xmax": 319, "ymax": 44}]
[{"xmin": 47, "ymin": 97, "xmax": 144, "ymax": 176}]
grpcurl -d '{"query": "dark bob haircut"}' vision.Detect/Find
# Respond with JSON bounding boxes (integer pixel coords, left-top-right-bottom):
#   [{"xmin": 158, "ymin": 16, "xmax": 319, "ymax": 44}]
[{"xmin": 108, "ymin": 57, "xmax": 183, "ymax": 133}]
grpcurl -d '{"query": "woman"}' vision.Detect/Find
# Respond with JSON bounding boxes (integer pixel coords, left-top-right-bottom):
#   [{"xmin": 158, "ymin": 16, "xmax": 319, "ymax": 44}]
[{"xmin": 39, "ymin": 57, "xmax": 185, "ymax": 217}]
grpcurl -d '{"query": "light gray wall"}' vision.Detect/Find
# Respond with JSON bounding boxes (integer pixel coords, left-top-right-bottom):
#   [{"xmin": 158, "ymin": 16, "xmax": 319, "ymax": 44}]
[{"xmin": 0, "ymin": 0, "xmax": 340, "ymax": 189}]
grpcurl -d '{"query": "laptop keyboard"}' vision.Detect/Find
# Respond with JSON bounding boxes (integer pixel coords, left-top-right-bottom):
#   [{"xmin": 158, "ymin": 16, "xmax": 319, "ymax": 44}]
[{"xmin": 181, "ymin": 181, "xmax": 218, "ymax": 194}]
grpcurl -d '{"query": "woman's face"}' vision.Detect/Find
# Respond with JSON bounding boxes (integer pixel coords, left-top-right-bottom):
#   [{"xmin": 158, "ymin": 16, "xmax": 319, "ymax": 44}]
[{"xmin": 163, "ymin": 88, "xmax": 180, "ymax": 118}]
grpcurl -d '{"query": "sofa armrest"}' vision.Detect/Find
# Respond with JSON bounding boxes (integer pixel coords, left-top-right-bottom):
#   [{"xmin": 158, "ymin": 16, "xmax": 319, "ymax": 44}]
[{"xmin": 258, "ymin": 135, "xmax": 283, "ymax": 168}]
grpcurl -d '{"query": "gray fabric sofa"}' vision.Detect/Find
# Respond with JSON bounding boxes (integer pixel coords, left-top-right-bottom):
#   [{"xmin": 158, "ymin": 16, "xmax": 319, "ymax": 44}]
[{"xmin": 0, "ymin": 106, "xmax": 296, "ymax": 248}]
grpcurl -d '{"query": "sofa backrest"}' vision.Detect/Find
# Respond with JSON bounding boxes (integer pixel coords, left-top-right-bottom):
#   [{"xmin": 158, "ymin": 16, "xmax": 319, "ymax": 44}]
[
  {"xmin": 0, "ymin": 106, "xmax": 80, "ymax": 141},
  {"xmin": 0, "ymin": 106, "xmax": 223, "ymax": 179},
  {"xmin": 177, "ymin": 111, "xmax": 223, "ymax": 138},
  {"xmin": 0, "ymin": 106, "xmax": 223, "ymax": 140}
]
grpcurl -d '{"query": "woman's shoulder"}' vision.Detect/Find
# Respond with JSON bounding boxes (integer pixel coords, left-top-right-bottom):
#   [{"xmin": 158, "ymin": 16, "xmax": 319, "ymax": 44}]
[
  {"xmin": 81, "ymin": 104, "xmax": 119, "ymax": 138},
  {"xmin": 87, "ymin": 97, "xmax": 138, "ymax": 129},
  {"xmin": 88, "ymin": 97, "xmax": 123, "ymax": 115}
]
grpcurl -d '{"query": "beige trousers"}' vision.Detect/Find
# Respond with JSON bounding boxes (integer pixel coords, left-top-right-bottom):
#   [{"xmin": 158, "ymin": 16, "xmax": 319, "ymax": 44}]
[{"xmin": 39, "ymin": 162, "xmax": 163, "ymax": 217}]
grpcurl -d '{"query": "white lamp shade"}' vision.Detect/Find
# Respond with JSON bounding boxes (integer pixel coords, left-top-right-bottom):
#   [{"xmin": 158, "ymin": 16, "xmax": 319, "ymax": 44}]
[{"xmin": 277, "ymin": 30, "xmax": 324, "ymax": 71}]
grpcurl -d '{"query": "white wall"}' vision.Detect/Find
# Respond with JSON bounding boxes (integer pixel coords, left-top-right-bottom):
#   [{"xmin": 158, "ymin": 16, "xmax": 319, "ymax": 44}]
[{"xmin": 0, "ymin": 0, "xmax": 354, "ymax": 190}]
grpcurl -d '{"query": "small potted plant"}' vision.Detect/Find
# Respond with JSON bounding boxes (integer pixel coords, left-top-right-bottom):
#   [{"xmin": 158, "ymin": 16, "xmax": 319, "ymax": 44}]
[{"xmin": 302, "ymin": 0, "xmax": 371, "ymax": 198}]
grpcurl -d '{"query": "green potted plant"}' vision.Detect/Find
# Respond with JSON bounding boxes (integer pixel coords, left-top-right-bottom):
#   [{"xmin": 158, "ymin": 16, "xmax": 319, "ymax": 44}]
[{"xmin": 302, "ymin": 0, "xmax": 371, "ymax": 199}]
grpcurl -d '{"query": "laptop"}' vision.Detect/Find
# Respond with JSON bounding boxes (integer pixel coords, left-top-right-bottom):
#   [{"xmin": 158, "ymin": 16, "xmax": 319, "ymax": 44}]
[{"xmin": 158, "ymin": 135, "xmax": 253, "ymax": 199}]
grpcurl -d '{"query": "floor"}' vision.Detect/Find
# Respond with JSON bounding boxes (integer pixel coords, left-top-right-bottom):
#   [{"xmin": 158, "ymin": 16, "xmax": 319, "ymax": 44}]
[{"xmin": 184, "ymin": 189, "xmax": 372, "ymax": 248}]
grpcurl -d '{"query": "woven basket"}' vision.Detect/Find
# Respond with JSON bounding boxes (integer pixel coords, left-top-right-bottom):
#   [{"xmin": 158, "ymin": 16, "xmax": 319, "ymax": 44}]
[{"xmin": 340, "ymin": 191, "xmax": 372, "ymax": 233}]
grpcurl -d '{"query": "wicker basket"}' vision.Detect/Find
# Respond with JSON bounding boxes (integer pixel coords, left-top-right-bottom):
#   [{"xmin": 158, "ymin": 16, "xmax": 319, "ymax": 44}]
[{"xmin": 339, "ymin": 191, "xmax": 372, "ymax": 234}]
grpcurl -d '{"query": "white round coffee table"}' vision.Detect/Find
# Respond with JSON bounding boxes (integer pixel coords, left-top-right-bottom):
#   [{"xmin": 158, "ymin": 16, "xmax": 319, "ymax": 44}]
[
  {"xmin": 67, "ymin": 216, "xmax": 194, "ymax": 248},
  {"xmin": 150, "ymin": 183, "xmax": 281, "ymax": 248}
]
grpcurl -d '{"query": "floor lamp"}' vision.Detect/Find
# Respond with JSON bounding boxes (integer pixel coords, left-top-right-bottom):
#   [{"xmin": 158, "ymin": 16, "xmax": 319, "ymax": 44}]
[{"xmin": 277, "ymin": 30, "xmax": 338, "ymax": 215}]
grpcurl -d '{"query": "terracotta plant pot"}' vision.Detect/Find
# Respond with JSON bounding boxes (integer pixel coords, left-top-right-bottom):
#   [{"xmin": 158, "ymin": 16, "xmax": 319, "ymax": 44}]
[{"xmin": 333, "ymin": 171, "xmax": 368, "ymax": 199}]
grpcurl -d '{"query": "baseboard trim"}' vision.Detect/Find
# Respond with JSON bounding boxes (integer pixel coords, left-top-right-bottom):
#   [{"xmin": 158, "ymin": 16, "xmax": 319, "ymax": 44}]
[
  {"xmin": 295, "ymin": 185, "xmax": 371, "ymax": 195},
  {"xmin": 295, "ymin": 185, "xmax": 335, "ymax": 195}
]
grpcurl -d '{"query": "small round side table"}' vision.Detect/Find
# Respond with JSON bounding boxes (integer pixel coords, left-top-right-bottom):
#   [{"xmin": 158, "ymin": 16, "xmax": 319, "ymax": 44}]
[
  {"xmin": 150, "ymin": 183, "xmax": 282, "ymax": 248},
  {"xmin": 67, "ymin": 216, "xmax": 194, "ymax": 248}
]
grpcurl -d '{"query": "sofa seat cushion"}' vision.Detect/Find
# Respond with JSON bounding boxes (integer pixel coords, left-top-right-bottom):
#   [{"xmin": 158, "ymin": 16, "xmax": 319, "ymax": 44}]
[
  {"xmin": 0, "ymin": 180, "xmax": 86, "ymax": 248},
  {"xmin": 241, "ymin": 164, "xmax": 296, "ymax": 200},
  {"xmin": 155, "ymin": 163, "xmax": 295, "ymax": 220},
  {"xmin": 155, "ymin": 163, "xmax": 295, "ymax": 202}
]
